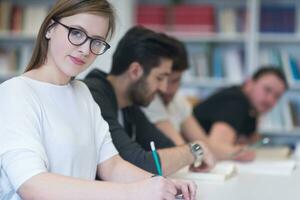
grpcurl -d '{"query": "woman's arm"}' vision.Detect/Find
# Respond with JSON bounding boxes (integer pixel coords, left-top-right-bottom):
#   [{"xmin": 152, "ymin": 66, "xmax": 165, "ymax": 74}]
[
  {"xmin": 97, "ymin": 155, "xmax": 197, "ymax": 200},
  {"xmin": 18, "ymin": 170, "xmax": 194, "ymax": 200},
  {"xmin": 18, "ymin": 172, "xmax": 133, "ymax": 200},
  {"xmin": 97, "ymin": 155, "xmax": 152, "ymax": 182}
]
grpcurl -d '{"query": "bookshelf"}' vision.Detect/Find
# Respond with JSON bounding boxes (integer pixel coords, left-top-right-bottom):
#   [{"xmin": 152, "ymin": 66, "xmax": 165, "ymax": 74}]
[
  {"xmin": 0, "ymin": 0, "xmax": 54, "ymax": 82},
  {"xmin": 1, "ymin": 0, "xmax": 300, "ymax": 137},
  {"xmin": 136, "ymin": 0, "xmax": 300, "ymax": 136}
]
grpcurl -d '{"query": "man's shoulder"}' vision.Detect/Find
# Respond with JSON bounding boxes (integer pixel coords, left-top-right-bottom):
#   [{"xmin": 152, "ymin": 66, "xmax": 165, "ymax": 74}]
[
  {"xmin": 83, "ymin": 69, "xmax": 118, "ymax": 113},
  {"xmin": 84, "ymin": 69, "xmax": 108, "ymax": 89},
  {"xmin": 194, "ymin": 86, "xmax": 249, "ymax": 113},
  {"xmin": 208, "ymin": 86, "xmax": 246, "ymax": 103},
  {"xmin": 83, "ymin": 69, "xmax": 114, "ymax": 98}
]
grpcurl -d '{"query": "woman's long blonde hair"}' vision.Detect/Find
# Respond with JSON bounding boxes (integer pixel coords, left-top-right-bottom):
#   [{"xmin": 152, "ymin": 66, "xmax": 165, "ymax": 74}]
[{"xmin": 25, "ymin": 0, "xmax": 115, "ymax": 72}]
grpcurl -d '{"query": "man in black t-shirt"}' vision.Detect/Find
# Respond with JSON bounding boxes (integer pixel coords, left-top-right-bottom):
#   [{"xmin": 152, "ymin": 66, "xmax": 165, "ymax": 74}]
[{"xmin": 193, "ymin": 67, "xmax": 287, "ymax": 159}]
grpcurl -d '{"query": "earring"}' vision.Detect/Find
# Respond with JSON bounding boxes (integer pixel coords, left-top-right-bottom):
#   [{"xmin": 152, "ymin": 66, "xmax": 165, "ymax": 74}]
[{"xmin": 45, "ymin": 32, "xmax": 51, "ymax": 40}]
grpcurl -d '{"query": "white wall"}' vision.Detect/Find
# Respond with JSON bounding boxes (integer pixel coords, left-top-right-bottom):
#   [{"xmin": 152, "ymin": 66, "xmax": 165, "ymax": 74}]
[{"xmin": 78, "ymin": 0, "xmax": 136, "ymax": 78}]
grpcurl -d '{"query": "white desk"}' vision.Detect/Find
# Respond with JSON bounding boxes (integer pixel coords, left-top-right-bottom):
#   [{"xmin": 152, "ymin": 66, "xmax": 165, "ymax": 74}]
[{"xmin": 195, "ymin": 166, "xmax": 300, "ymax": 200}]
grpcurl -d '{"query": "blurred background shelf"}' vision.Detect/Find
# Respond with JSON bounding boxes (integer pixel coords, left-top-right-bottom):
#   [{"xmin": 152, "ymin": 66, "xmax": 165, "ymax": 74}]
[
  {"xmin": 136, "ymin": 0, "xmax": 300, "ymax": 135},
  {"xmin": 2, "ymin": 0, "xmax": 300, "ymax": 137}
]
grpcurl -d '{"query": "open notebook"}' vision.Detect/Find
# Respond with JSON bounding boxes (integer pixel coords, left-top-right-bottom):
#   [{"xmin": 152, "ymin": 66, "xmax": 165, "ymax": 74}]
[
  {"xmin": 235, "ymin": 146, "xmax": 296, "ymax": 175},
  {"xmin": 171, "ymin": 162, "xmax": 236, "ymax": 182}
]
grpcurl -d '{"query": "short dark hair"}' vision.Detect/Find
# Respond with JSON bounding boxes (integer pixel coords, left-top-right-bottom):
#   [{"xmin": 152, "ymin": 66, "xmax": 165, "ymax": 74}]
[
  {"xmin": 110, "ymin": 26, "xmax": 177, "ymax": 75},
  {"xmin": 166, "ymin": 36, "xmax": 189, "ymax": 72},
  {"xmin": 252, "ymin": 66, "xmax": 288, "ymax": 89}
]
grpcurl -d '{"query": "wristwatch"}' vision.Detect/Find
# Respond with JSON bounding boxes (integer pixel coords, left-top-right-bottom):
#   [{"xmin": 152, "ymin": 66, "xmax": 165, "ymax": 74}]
[{"xmin": 189, "ymin": 142, "xmax": 204, "ymax": 168}]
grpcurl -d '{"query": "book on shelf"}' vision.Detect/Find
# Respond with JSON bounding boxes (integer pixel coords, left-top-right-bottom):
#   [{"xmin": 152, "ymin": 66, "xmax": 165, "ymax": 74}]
[
  {"xmin": 187, "ymin": 44, "xmax": 211, "ymax": 79},
  {"xmin": 259, "ymin": 49, "xmax": 282, "ymax": 68},
  {"xmin": 282, "ymin": 99, "xmax": 294, "ymax": 131},
  {"xmin": 0, "ymin": 1, "xmax": 49, "ymax": 34},
  {"xmin": 0, "ymin": 48, "xmax": 18, "ymax": 77},
  {"xmin": 0, "ymin": 45, "xmax": 32, "ymax": 79},
  {"xmin": 171, "ymin": 162, "xmax": 236, "ymax": 182},
  {"xmin": 212, "ymin": 47, "xmax": 223, "ymax": 78},
  {"xmin": 0, "ymin": 1, "xmax": 12, "ymax": 32},
  {"xmin": 23, "ymin": 5, "xmax": 48, "ymax": 35},
  {"xmin": 170, "ymin": 5, "xmax": 215, "ymax": 32},
  {"xmin": 260, "ymin": 5, "xmax": 296, "ymax": 33},
  {"xmin": 217, "ymin": 7, "xmax": 247, "ymax": 34},
  {"xmin": 288, "ymin": 98, "xmax": 300, "ymax": 128},
  {"xmin": 136, "ymin": 5, "xmax": 166, "ymax": 31},
  {"xmin": 223, "ymin": 48, "xmax": 243, "ymax": 84},
  {"xmin": 11, "ymin": 5, "xmax": 23, "ymax": 32},
  {"xmin": 136, "ymin": 4, "xmax": 215, "ymax": 33},
  {"xmin": 191, "ymin": 53, "xmax": 209, "ymax": 78},
  {"xmin": 218, "ymin": 7, "xmax": 236, "ymax": 34},
  {"xmin": 281, "ymin": 51, "xmax": 300, "ymax": 87},
  {"xmin": 258, "ymin": 102, "xmax": 286, "ymax": 132}
]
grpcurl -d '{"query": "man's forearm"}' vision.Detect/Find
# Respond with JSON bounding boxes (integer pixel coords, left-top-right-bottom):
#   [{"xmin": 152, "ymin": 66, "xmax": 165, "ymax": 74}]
[{"xmin": 158, "ymin": 145, "xmax": 194, "ymax": 176}]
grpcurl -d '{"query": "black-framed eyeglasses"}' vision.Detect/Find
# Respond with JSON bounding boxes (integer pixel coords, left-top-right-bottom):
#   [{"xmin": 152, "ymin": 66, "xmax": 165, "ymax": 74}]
[{"xmin": 52, "ymin": 19, "xmax": 110, "ymax": 55}]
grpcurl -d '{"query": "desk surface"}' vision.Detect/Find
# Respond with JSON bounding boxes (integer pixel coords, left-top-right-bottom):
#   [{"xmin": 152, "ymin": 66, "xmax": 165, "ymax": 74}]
[{"xmin": 195, "ymin": 165, "xmax": 299, "ymax": 200}]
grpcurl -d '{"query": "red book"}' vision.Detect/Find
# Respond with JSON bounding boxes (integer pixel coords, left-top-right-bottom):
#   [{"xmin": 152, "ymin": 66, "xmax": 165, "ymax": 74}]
[
  {"xmin": 171, "ymin": 5, "xmax": 215, "ymax": 32},
  {"xmin": 137, "ymin": 5, "xmax": 166, "ymax": 28},
  {"xmin": 10, "ymin": 5, "xmax": 23, "ymax": 32}
]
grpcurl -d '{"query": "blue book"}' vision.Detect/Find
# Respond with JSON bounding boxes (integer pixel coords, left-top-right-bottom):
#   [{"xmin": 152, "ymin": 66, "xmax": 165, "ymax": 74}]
[
  {"xmin": 212, "ymin": 48, "xmax": 223, "ymax": 78},
  {"xmin": 260, "ymin": 5, "xmax": 295, "ymax": 33},
  {"xmin": 289, "ymin": 56, "xmax": 300, "ymax": 81}
]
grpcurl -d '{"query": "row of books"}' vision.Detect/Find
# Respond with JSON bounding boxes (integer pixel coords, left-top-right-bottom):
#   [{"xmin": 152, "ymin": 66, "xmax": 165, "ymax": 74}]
[
  {"xmin": 258, "ymin": 97, "xmax": 300, "ymax": 133},
  {"xmin": 185, "ymin": 45, "xmax": 300, "ymax": 88},
  {"xmin": 0, "ymin": 47, "xmax": 31, "ymax": 78},
  {"xmin": 259, "ymin": 49, "xmax": 300, "ymax": 87},
  {"xmin": 137, "ymin": 4, "xmax": 215, "ymax": 32},
  {"xmin": 0, "ymin": 1, "xmax": 48, "ymax": 35},
  {"xmin": 137, "ymin": 4, "xmax": 296, "ymax": 33},
  {"xmin": 186, "ymin": 45, "xmax": 246, "ymax": 84}
]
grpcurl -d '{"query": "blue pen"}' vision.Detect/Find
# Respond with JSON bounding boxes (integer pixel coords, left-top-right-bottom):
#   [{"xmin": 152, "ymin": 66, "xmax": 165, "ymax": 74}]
[{"xmin": 150, "ymin": 141, "xmax": 162, "ymax": 176}]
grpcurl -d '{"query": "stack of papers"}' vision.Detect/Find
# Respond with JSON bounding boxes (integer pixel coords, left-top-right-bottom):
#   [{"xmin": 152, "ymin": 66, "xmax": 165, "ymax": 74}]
[
  {"xmin": 171, "ymin": 162, "xmax": 236, "ymax": 182},
  {"xmin": 235, "ymin": 160, "xmax": 296, "ymax": 175},
  {"xmin": 255, "ymin": 146, "xmax": 291, "ymax": 160},
  {"xmin": 172, "ymin": 147, "xmax": 296, "ymax": 183},
  {"xmin": 235, "ymin": 146, "xmax": 295, "ymax": 175}
]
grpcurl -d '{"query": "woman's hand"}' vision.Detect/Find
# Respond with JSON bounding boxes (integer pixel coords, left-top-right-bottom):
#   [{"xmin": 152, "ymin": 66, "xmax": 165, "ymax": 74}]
[
  {"xmin": 171, "ymin": 178, "xmax": 197, "ymax": 200},
  {"xmin": 130, "ymin": 176, "xmax": 197, "ymax": 200}
]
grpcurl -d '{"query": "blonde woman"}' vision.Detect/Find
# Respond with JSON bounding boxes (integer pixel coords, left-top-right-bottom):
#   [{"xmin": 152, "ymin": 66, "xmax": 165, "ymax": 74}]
[{"xmin": 0, "ymin": 0, "xmax": 196, "ymax": 199}]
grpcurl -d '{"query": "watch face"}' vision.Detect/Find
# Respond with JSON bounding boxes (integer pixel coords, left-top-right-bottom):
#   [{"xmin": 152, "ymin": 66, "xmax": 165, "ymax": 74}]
[
  {"xmin": 192, "ymin": 144, "xmax": 203, "ymax": 155},
  {"xmin": 190, "ymin": 143, "xmax": 204, "ymax": 167},
  {"xmin": 193, "ymin": 144, "xmax": 201, "ymax": 151}
]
